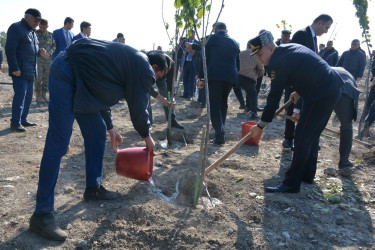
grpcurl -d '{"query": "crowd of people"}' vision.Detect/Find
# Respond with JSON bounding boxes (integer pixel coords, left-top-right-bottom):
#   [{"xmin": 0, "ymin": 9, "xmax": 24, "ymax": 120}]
[{"xmin": 1, "ymin": 8, "xmax": 375, "ymax": 241}]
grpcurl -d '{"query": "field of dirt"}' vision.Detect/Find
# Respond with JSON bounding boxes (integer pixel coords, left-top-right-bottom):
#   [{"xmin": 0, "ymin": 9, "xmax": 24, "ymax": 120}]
[{"xmin": 1, "ymin": 66, "xmax": 375, "ymax": 249}]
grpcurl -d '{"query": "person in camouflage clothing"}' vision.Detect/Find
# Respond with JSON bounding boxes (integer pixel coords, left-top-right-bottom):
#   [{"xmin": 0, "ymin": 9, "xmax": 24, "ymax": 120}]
[{"xmin": 35, "ymin": 19, "xmax": 55, "ymax": 103}]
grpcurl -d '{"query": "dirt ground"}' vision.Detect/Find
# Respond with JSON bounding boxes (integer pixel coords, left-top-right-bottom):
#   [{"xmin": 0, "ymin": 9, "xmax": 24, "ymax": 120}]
[{"xmin": 1, "ymin": 66, "xmax": 375, "ymax": 250}]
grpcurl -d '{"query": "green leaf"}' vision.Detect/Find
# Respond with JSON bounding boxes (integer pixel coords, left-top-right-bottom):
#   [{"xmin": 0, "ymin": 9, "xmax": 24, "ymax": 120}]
[
  {"xmin": 165, "ymin": 23, "xmax": 169, "ymax": 30},
  {"xmin": 198, "ymin": 7, "xmax": 204, "ymax": 18},
  {"xmin": 174, "ymin": 0, "xmax": 182, "ymax": 8}
]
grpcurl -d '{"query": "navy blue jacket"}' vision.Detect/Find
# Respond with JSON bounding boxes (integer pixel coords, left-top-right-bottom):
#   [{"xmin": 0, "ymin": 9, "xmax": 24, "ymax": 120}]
[
  {"xmin": 66, "ymin": 39, "xmax": 155, "ymax": 138},
  {"xmin": 0, "ymin": 47, "xmax": 3, "ymax": 64},
  {"xmin": 262, "ymin": 44, "xmax": 343, "ymax": 122},
  {"xmin": 333, "ymin": 67, "xmax": 360, "ymax": 120},
  {"xmin": 336, "ymin": 49, "xmax": 366, "ymax": 79},
  {"xmin": 200, "ymin": 31, "xmax": 240, "ymax": 84},
  {"xmin": 72, "ymin": 33, "xmax": 85, "ymax": 42},
  {"xmin": 319, "ymin": 48, "xmax": 339, "ymax": 66},
  {"xmin": 5, "ymin": 18, "xmax": 39, "ymax": 80}
]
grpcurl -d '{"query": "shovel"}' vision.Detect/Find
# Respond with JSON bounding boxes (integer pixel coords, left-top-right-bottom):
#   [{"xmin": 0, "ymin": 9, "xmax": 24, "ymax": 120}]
[
  {"xmin": 277, "ymin": 113, "xmax": 374, "ymax": 148},
  {"xmin": 177, "ymin": 99, "xmax": 294, "ymax": 202}
]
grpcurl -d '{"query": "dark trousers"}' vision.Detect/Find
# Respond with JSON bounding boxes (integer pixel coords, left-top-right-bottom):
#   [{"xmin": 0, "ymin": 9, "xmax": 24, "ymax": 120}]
[
  {"xmin": 365, "ymin": 85, "xmax": 375, "ymax": 124},
  {"xmin": 198, "ymin": 84, "xmax": 206, "ymax": 106},
  {"xmin": 256, "ymin": 76, "xmax": 262, "ymax": 95},
  {"xmin": 283, "ymin": 80, "xmax": 342, "ymax": 189},
  {"xmin": 333, "ymin": 94, "xmax": 355, "ymax": 166},
  {"xmin": 208, "ymin": 80, "xmax": 233, "ymax": 141},
  {"xmin": 182, "ymin": 61, "xmax": 196, "ymax": 98},
  {"xmin": 233, "ymin": 75, "xmax": 257, "ymax": 114},
  {"xmin": 35, "ymin": 53, "xmax": 106, "ymax": 214},
  {"xmin": 284, "ymin": 86, "xmax": 295, "ymax": 141},
  {"xmin": 155, "ymin": 77, "xmax": 176, "ymax": 122},
  {"xmin": 11, "ymin": 76, "xmax": 34, "ymax": 126}
]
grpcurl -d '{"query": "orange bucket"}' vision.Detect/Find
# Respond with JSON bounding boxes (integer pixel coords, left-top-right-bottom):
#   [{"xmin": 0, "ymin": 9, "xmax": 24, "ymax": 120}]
[
  {"xmin": 241, "ymin": 121, "xmax": 262, "ymax": 145},
  {"xmin": 116, "ymin": 147, "xmax": 154, "ymax": 182}
]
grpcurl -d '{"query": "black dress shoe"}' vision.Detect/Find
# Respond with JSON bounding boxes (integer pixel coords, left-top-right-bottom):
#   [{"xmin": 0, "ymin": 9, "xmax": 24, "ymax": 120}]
[
  {"xmin": 210, "ymin": 138, "xmax": 225, "ymax": 145},
  {"xmin": 21, "ymin": 121, "xmax": 37, "ymax": 127},
  {"xmin": 10, "ymin": 124, "xmax": 26, "ymax": 132},
  {"xmin": 171, "ymin": 120, "xmax": 184, "ymax": 129},
  {"xmin": 265, "ymin": 183, "xmax": 300, "ymax": 193},
  {"xmin": 84, "ymin": 185, "xmax": 121, "ymax": 201},
  {"xmin": 239, "ymin": 104, "xmax": 245, "ymax": 110},
  {"xmin": 282, "ymin": 139, "xmax": 294, "ymax": 150},
  {"xmin": 256, "ymin": 107, "xmax": 264, "ymax": 111}
]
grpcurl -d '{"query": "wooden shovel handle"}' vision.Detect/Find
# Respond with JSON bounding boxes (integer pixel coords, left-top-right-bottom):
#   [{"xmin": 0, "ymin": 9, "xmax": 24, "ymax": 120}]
[
  {"xmin": 278, "ymin": 114, "xmax": 374, "ymax": 148},
  {"xmin": 204, "ymin": 100, "xmax": 294, "ymax": 175}
]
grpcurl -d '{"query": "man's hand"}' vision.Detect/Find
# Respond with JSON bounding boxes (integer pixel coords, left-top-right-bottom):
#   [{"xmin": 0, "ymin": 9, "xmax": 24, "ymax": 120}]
[
  {"xmin": 0, "ymin": 63, "xmax": 3, "ymax": 69},
  {"xmin": 144, "ymin": 135, "xmax": 155, "ymax": 151},
  {"xmin": 12, "ymin": 71, "xmax": 21, "ymax": 77},
  {"xmin": 291, "ymin": 112, "xmax": 300, "ymax": 122},
  {"xmin": 249, "ymin": 123, "xmax": 264, "ymax": 137},
  {"xmin": 39, "ymin": 48, "xmax": 47, "ymax": 57},
  {"xmin": 156, "ymin": 94, "xmax": 172, "ymax": 107},
  {"xmin": 290, "ymin": 91, "xmax": 300, "ymax": 104},
  {"xmin": 108, "ymin": 128, "xmax": 123, "ymax": 153},
  {"xmin": 196, "ymin": 80, "xmax": 205, "ymax": 89}
]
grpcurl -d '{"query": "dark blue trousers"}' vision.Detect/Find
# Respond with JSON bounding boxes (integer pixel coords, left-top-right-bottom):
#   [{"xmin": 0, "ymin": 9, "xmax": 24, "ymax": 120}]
[
  {"xmin": 35, "ymin": 53, "xmax": 107, "ymax": 214},
  {"xmin": 182, "ymin": 61, "xmax": 196, "ymax": 98},
  {"xmin": 283, "ymin": 79, "xmax": 342, "ymax": 189},
  {"xmin": 11, "ymin": 76, "xmax": 34, "ymax": 126},
  {"xmin": 208, "ymin": 80, "xmax": 233, "ymax": 141},
  {"xmin": 233, "ymin": 75, "xmax": 257, "ymax": 114}
]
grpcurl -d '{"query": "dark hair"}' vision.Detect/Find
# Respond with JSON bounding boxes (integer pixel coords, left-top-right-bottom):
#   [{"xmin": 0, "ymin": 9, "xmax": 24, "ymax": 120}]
[
  {"xmin": 80, "ymin": 21, "xmax": 91, "ymax": 31},
  {"xmin": 313, "ymin": 14, "xmax": 333, "ymax": 24},
  {"xmin": 64, "ymin": 17, "xmax": 74, "ymax": 25},
  {"xmin": 213, "ymin": 22, "xmax": 226, "ymax": 30},
  {"xmin": 146, "ymin": 51, "xmax": 168, "ymax": 72},
  {"xmin": 117, "ymin": 33, "xmax": 124, "ymax": 38},
  {"xmin": 39, "ymin": 19, "xmax": 48, "ymax": 25},
  {"xmin": 352, "ymin": 39, "xmax": 360, "ymax": 44}
]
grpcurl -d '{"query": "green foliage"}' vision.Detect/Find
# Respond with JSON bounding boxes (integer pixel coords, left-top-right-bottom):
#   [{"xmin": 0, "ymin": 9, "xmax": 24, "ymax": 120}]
[
  {"xmin": 352, "ymin": 0, "xmax": 371, "ymax": 46},
  {"xmin": 275, "ymin": 20, "xmax": 292, "ymax": 32}
]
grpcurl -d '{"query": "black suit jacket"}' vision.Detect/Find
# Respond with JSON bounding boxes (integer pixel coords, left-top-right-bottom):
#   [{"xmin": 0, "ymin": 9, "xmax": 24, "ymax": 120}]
[{"xmin": 291, "ymin": 26, "xmax": 315, "ymax": 52}]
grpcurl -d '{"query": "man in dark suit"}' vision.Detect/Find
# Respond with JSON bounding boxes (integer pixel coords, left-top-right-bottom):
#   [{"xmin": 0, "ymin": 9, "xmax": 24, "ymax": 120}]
[
  {"xmin": 249, "ymin": 31, "xmax": 343, "ymax": 193},
  {"xmin": 281, "ymin": 14, "xmax": 333, "ymax": 150},
  {"xmin": 196, "ymin": 22, "xmax": 240, "ymax": 144},
  {"xmin": 52, "ymin": 17, "xmax": 74, "ymax": 58},
  {"xmin": 73, "ymin": 21, "xmax": 91, "ymax": 42}
]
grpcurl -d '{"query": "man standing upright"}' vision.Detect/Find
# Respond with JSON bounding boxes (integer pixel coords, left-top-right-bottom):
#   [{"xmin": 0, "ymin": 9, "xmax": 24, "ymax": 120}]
[
  {"xmin": 181, "ymin": 31, "xmax": 198, "ymax": 100},
  {"xmin": 280, "ymin": 14, "xmax": 333, "ymax": 150},
  {"xmin": 336, "ymin": 39, "xmax": 366, "ymax": 81},
  {"xmin": 319, "ymin": 40, "xmax": 339, "ymax": 66},
  {"xmin": 5, "ymin": 8, "xmax": 47, "ymax": 132},
  {"xmin": 35, "ymin": 19, "xmax": 55, "ymax": 103},
  {"xmin": 275, "ymin": 30, "xmax": 291, "ymax": 45},
  {"xmin": 73, "ymin": 21, "xmax": 91, "ymax": 42},
  {"xmin": 197, "ymin": 22, "xmax": 240, "ymax": 145},
  {"xmin": 53, "ymin": 17, "xmax": 74, "ymax": 58}
]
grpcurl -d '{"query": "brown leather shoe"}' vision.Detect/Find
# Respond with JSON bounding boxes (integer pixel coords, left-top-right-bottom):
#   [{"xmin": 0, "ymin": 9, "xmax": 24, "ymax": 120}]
[
  {"xmin": 29, "ymin": 213, "xmax": 67, "ymax": 241},
  {"xmin": 83, "ymin": 185, "xmax": 121, "ymax": 201}
]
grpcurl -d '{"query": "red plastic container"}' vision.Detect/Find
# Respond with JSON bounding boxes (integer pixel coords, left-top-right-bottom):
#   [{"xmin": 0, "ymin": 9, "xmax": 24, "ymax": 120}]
[
  {"xmin": 241, "ymin": 121, "xmax": 262, "ymax": 145},
  {"xmin": 116, "ymin": 147, "xmax": 154, "ymax": 182}
]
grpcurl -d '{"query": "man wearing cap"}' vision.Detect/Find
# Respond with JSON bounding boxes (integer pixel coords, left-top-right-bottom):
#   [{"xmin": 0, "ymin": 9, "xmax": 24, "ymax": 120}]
[
  {"xmin": 275, "ymin": 30, "xmax": 291, "ymax": 46},
  {"xmin": 196, "ymin": 22, "xmax": 240, "ymax": 145},
  {"xmin": 249, "ymin": 31, "xmax": 343, "ymax": 193},
  {"xmin": 5, "ymin": 8, "xmax": 47, "ymax": 132}
]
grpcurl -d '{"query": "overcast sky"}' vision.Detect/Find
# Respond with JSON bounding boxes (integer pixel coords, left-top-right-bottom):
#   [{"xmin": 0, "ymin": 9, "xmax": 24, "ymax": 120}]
[{"xmin": 0, "ymin": 0, "xmax": 374, "ymax": 55}]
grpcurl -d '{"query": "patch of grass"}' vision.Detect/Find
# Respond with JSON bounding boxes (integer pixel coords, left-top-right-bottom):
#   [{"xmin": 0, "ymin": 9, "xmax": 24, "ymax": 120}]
[{"xmin": 16, "ymin": 132, "xmax": 27, "ymax": 137}]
